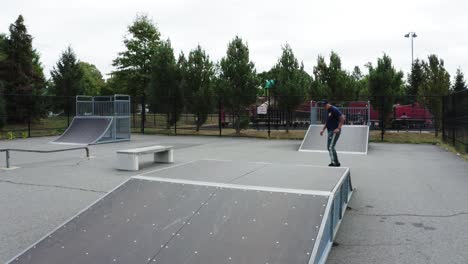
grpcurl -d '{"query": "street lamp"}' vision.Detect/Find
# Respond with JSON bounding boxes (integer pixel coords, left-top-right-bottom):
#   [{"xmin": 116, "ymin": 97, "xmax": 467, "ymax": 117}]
[{"xmin": 404, "ymin": 32, "xmax": 417, "ymax": 66}]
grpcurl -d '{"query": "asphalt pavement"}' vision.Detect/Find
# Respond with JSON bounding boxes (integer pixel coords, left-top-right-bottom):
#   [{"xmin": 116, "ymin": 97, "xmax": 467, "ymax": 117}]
[{"xmin": 0, "ymin": 134, "xmax": 466, "ymax": 263}]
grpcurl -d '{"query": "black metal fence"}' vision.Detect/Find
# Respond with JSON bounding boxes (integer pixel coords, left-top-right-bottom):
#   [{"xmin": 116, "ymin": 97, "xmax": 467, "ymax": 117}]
[
  {"xmin": 0, "ymin": 94, "xmax": 454, "ymax": 142},
  {"xmin": 443, "ymin": 89, "xmax": 468, "ymax": 153},
  {"xmin": 0, "ymin": 94, "xmax": 74, "ymax": 139},
  {"xmin": 128, "ymin": 95, "xmax": 312, "ymax": 137}
]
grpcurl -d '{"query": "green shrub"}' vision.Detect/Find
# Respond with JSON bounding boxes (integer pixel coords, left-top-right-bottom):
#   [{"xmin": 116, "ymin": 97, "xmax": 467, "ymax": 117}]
[
  {"xmin": 7, "ymin": 131, "xmax": 15, "ymax": 140},
  {"xmin": 234, "ymin": 116, "xmax": 250, "ymax": 130}
]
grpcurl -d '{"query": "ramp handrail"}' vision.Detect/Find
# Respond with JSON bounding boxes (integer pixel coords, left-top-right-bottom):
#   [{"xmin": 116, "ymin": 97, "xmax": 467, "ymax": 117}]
[{"xmin": 0, "ymin": 147, "xmax": 90, "ymax": 169}]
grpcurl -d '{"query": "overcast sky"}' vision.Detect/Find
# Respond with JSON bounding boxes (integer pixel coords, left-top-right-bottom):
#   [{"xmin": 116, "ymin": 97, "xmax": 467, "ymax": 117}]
[{"xmin": 1, "ymin": 0, "xmax": 466, "ymax": 80}]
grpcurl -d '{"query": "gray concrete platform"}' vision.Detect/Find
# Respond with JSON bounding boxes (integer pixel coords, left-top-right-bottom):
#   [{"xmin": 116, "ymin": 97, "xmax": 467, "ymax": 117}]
[
  {"xmin": 7, "ymin": 159, "xmax": 352, "ymax": 264},
  {"xmin": 9, "ymin": 178, "xmax": 329, "ymax": 264},
  {"xmin": 140, "ymin": 159, "xmax": 348, "ymax": 192},
  {"xmin": 1, "ymin": 134, "xmax": 467, "ymax": 263}
]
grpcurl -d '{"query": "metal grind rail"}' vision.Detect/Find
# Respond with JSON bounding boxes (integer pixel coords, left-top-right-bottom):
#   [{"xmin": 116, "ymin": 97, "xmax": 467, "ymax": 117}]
[{"xmin": 0, "ymin": 147, "xmax": 90, "ymax": 169}]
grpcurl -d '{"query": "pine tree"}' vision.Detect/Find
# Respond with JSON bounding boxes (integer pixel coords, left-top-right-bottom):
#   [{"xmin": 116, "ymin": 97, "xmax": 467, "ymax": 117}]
[
  {"xmin": 148, "ymin": 40, "xmax": 181, "ymax": 127},
  {"xmin": 0, "ymin": 34, "xmax": 7, "ymax": 127},
  {"xmin": 5, "ymin": 15, "xmax": 33, "ymax": 94},
  {"xmin": 407, "ymin": 59, "xmax": 424, "ymax": 96},
  {"xmin": 367, "ymin": 54, "xmax": 404, "ymax": 130},
  {"xmin": 419, "ymin": 55, "xmax": 451, "ymax": 136},
  {"xmin": 184, "ymin": 45, "xmax": 215, "ymax": 131},
  {"xmin": 351, "ymin": 66, "xmax": 368, "ymax": 100},
  {"xmin": 112, "ymin": 15, "xmax": 161, "ymax": 99},
  {"xmin": 328, "ymin": 52, "xmax": 355, "ymax": 100},
  {"xmin": 310, "ymin": 55, "xmax": 330, "ymax": 99},
  {"xmin": 0, "ymin": 34, "xmax": 8, "ymax": 77},
  {"xmin": 50, "ymin": 46, "xmax": 84, "ymax": 112},
  {"xmin": 271, "ymin": 44, "xmax": 309, "ymax": 132},
  {"xmin": 311, "ymin": 52, "xmax": 355, "ymax": 101},
  {"xmin": 4, "ymin": 15, "xmax": 45, "ymax": 121},
  {"xmin": 219, "ymin": 36, "xmax": 258, "ymax": 134},
  {"xmin": 452, "ymin": 68, "xmax": 467, "ymax": 93}
]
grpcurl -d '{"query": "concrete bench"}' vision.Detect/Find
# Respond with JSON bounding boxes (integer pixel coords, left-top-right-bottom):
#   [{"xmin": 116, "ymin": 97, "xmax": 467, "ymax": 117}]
[{"xmin": 116, "ymin": 145, "xmax": 174, "ymax": 171}]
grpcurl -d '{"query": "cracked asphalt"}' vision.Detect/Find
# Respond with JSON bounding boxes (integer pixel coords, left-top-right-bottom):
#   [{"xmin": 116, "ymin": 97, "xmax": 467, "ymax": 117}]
[{"xmin": 1, "ymin": 134, "xmax": 467, "ymax": 263}]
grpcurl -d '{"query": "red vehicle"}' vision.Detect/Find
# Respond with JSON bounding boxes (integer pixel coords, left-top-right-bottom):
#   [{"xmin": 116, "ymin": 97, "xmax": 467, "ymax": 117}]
[
  {"xmin": 391, "ymin": 102, "xmax": 433, "ymax": 129},
  {"xmin": 348, "ymin": 101, "xmax": 433, "ymax": 129},
  {"xmin": 393, "ymin": 102, "xmax": 433, "ymax": 119}
]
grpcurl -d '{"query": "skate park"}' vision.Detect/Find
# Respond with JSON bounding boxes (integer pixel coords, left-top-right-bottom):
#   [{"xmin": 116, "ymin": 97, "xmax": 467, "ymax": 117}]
[
  {"xmin": 1, "ymin": 97, "xmax": 467, "ymax": 264},
  {"xmin": 1, "ymin": 125, "xmax": 467, "ymax": 263},
  {"xmin": 1, "ymin": 3, "xmax": 468, "ymax": 262},
  {"xmin": 2, "ymin": 97, "xmax": 356, "ymax": 263}
]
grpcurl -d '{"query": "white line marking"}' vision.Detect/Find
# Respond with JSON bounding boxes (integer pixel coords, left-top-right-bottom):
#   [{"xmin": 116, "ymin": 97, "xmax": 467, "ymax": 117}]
[
  {"xmin": 365, "ymin": 125, "xmax": 370, "ymax": 155},
  {"xmin": 298, "ymin": 124, "xmax": 312, "ymax": 150},
  {"xmin": 133, "ymin": 176, "xmax": 331, "ymax": 196},
  {"xmin": 49, "ymin": 142, "xmax": 88, "ymax": 146},
  {"xmin": 137, "ymin": 160, "xmax": 197, "ymax": 176},
  {"xmin": 298, "ymin": 149, "xmax": 366, "ymax": 155},
  {"xmin": 139, "ymin": 159, "xmax": 349, "ymax": 172},
  {"xmin": 202, "ymin": 159, "xmax": 272, "ymax": 165},
  {"xmin": 252, "ymin": 161, "xmax": 273, "ymax": 165},
  {"xmin": 200, "ymin": 159, "xmax": 349, "ymax": 169},
  {"xmin": 202, "ymin": 159, "xmax": 234, "ymax": 162}
]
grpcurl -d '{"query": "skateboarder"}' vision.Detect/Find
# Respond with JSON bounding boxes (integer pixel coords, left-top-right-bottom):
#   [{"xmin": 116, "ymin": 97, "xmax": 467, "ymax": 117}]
[{"xmin": 319, "ymin": 100, "xmax": 345, "ymax": 167}]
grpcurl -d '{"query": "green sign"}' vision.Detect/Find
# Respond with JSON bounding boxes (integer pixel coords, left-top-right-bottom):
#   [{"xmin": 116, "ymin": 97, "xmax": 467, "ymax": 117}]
[{"xmin": 265, "ymin": 79, "xmax": 275, "ymax": 89}]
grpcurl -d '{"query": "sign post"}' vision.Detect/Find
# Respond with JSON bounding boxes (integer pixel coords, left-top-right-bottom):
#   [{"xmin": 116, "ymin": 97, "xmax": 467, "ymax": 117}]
[{"xmin": 257, "ymin": 103, "xmax": 268, "ymax": 115}]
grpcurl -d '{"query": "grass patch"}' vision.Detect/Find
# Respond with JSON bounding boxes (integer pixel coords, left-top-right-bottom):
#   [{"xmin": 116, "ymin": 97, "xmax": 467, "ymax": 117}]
[
  {"xmin": 2, "ymin": 116, "xmax": 68, "ymax": 130},
  {"xmin": 0, "ymin": 116, "xmax": 68, "ymax": 139},
  {"xmin": 370, "ymin": 131, "xmax": 467, "ymax": 160},
  {"xmin": 137, "ymin": 127, "xmax": 306, "ymax": 140},
  {"xmin": 237, "ymin": 130, "xmax": 306, "ymax": 140},
  {"xmin": 142, "ymin": 128, "xmax": 439, "ymax": 143},
  {"xmin": 437, "ymin": 141, "xmax": 468, "ymax": 161},
  {"xmin": 141, "ymin": 128, "xmax": 439, "ymax": 143},
  {"xmin": 370, "ymin": 131, "xmax": 440, "ymax": 144}
]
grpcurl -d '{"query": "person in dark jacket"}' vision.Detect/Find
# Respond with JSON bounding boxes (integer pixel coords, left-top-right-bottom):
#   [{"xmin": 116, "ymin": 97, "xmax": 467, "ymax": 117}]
[{"xmin": 319, "ymin": 100, "xmax": 345, "ymax": 167}]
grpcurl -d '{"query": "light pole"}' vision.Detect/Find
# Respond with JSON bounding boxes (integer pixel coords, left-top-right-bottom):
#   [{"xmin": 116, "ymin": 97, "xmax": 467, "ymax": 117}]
[
  {"xmin": 265, "ymin": 80, "xmax": 275, "ymax": 138},
  {"xmin": 404, "ymin": 32, "xmax": 417, "ymax": 66}
]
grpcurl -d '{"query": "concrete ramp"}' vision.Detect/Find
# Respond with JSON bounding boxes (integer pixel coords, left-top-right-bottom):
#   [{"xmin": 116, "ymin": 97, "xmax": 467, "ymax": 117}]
[
  {"xmin": 52, "ymin": 117, "xmax": 113, "ymax": 145},
  {"xmin": 299, "ymin": 125, "xmax": 369, "ymax": 154},
  {"xmin": 8, "ymin": 160, "xmax": 353, "ymax": 264}
]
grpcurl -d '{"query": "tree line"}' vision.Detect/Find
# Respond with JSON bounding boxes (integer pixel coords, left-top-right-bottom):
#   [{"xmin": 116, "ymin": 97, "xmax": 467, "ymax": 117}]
[{"xmin": 0, "ymin": 14, "xmax": 467, "ymax": 131}]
